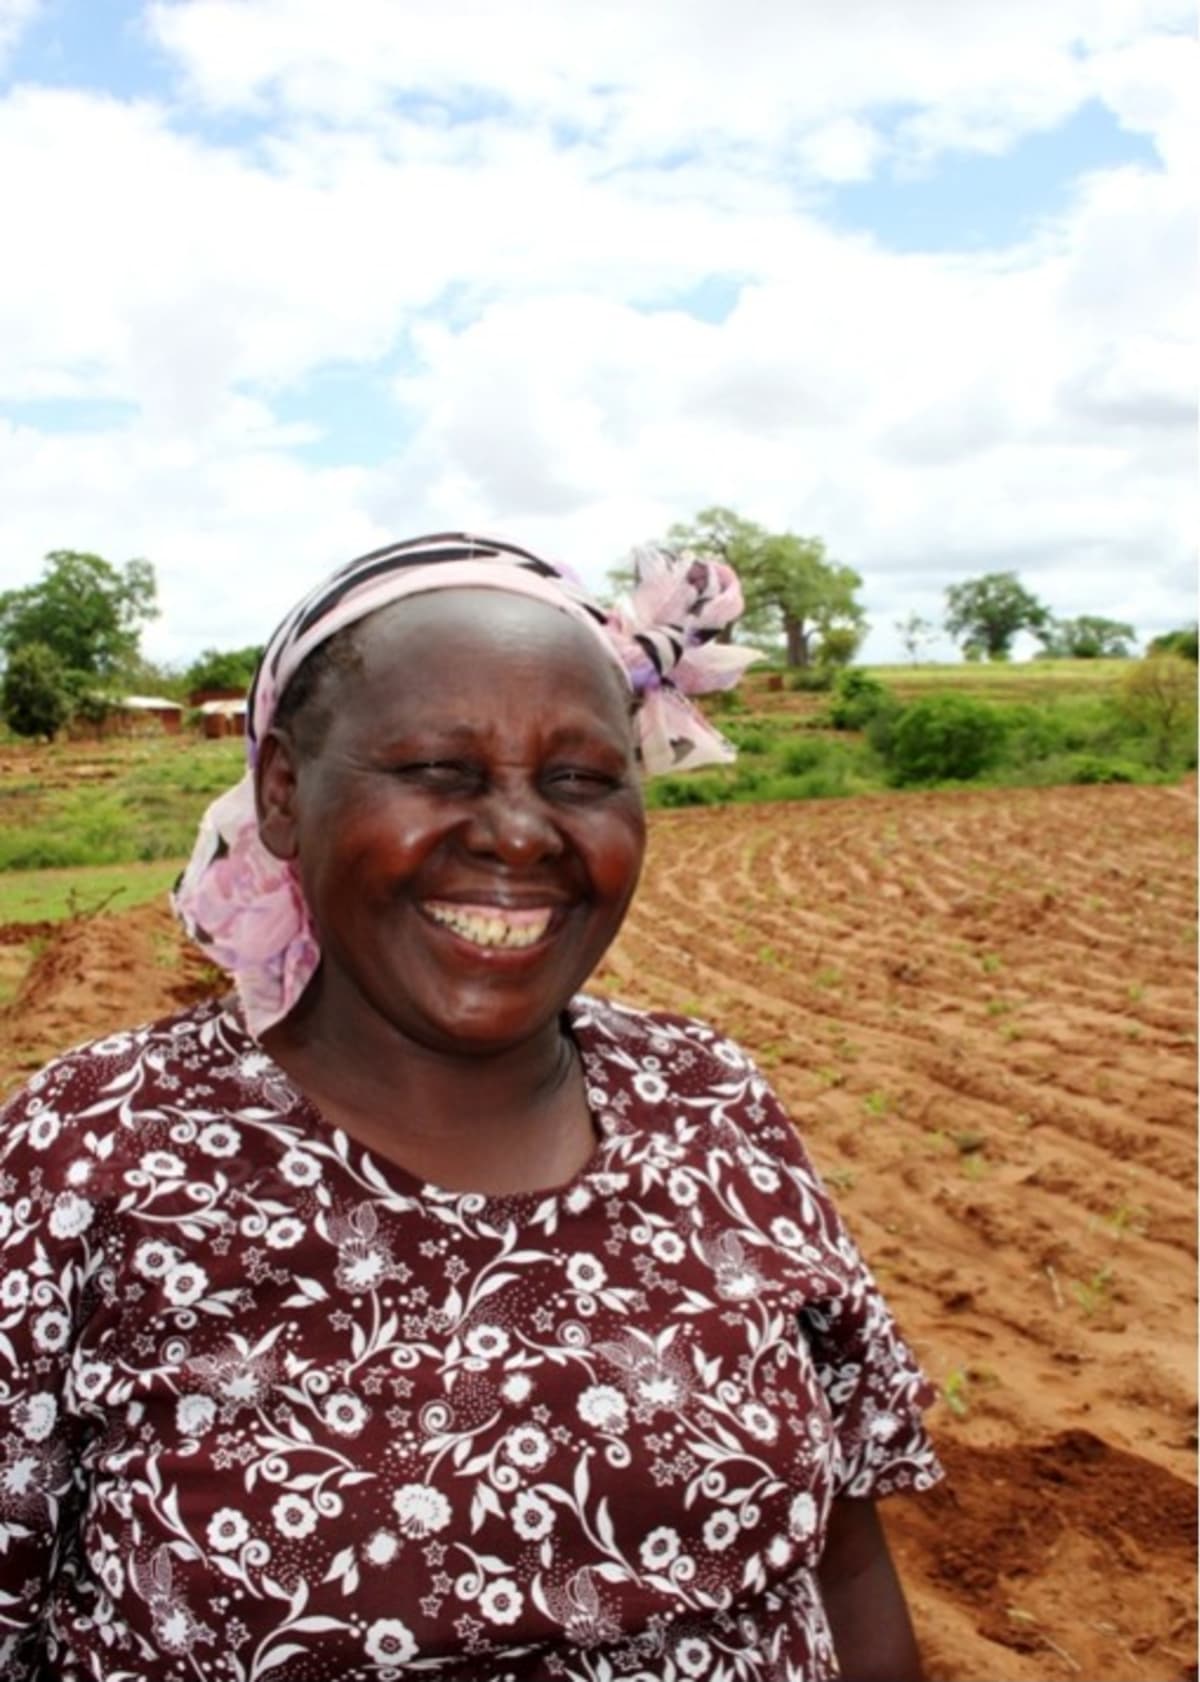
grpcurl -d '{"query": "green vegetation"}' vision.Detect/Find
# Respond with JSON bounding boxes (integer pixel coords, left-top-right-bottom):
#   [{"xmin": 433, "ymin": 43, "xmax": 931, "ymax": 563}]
[
  {"xmin": 0, "ymin": 860, "xmax": 181, "ymax": 923},
  {"xmin": 1, "ymin": 643, "xmax": 73, "ymax": 739},
  {"xmin": 1037, "ymin": 614, "xmax": 1136, "ymax": 659},
  {"xmin": 0, "ymin": 739, "xmax": 244, "ymax": 871},
  {"xmin": 184, "ymin": 644, "xmax": 264, "ymax": 695},
  {"xmin": 0, "ymin": 650, "xmax": 1191, "ymax": 875},
  {"xmin": 884, "ymin": 695, "xmax": 1007, "ymax": 784},
  {"xmin": 0, "ymin": 550, "xmax": 161, "ymax": 739},
  {"xmin": 1148, "ymin": 625, "xmax": 1198, "ymax": 661},
  {"xmin": 644, "ymin": 653, "xmax": 1192, "ymax": 810},
  {"xmin": 944, "ymin": 570, "xmax": 1049, "ymax": 661}
]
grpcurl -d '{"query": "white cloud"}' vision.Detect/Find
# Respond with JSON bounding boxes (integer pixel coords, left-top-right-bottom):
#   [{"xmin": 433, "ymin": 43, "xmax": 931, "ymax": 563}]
[{"xmin": 0, "ymin": 0, "xmax": 1192, "ymax": 663}]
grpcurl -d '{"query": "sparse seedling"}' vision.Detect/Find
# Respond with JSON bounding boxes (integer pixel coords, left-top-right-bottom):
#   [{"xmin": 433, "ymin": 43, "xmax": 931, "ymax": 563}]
[
  {"xmin": 942, "ymin": 1367, "xmax": 970, "ymax": 1418},
  {"xmin": 1100, "ymin": 1201, "xmax": 1149, "ymax": 1239},
  {"xmin": 1071, "ymin": 1263, "xmax": 1115, "ymax": 1317},
  {"xmin": 862, "ymin": 1090, "xmax": 890, "ymax": 1117},
  {"xmin": 980, "ymin": 952, "xmax": 1002, "ymax": 975},
  {"xmin": 814, "ymin": 967, "xmax": 842, "ymax": 989},
  {"xmin": 825, "ymin": 1168, "xmax": 856, "ymax": 1191}
]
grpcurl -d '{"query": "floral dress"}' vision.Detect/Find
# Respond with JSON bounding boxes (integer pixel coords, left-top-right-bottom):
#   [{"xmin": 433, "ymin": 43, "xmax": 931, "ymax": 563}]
[{"xmin": 0, "ymin": 995, "xmax": 940, "ymax": 1681}]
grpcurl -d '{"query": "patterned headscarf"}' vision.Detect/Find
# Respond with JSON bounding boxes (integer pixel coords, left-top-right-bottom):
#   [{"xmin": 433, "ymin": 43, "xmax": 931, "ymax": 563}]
[{"xmin": 173, "ymin": 531, "xmax": 756, "ymax": 1035}]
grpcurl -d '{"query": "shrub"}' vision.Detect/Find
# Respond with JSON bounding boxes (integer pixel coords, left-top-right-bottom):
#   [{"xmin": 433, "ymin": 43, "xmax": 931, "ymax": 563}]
[
  {"xmin": 779, "ymin": 738, "xmax": 831, "ymax": 775},
  {"xmin": 827, "ymin": 669, "xmax": 894, "ymax": 731},
  {"xmin": 998, "ymin": 703, "xmax": 1069, "ymax": 765},
  {"xmin": 1118, "ymin": 655, "xmax": 1197, "ymax": 768},
  {"xmin": 723, "ymin": 724, "xmax": 771, "ymax": 755},
  {"xmin": 1, "ymin": 642, "xmax": 73, "ymax": 739},
  {"xmin": 884, "ymin": 695, "xmax": 1007, "ymax": 784},
  {"xmin": 1069, "ymin": 757, "xmax": 1139, "ymax": 785},
  {"xmin": 788, "ymin": 667, "xmax": 834, "ymax": 693},
  {"xmin": 647, "ymin": 775, "xmax": 724, "ymax": 808},
  {"xmin": 1148, "ymin": 626, "xmax": 1198, "ymax": 662}
]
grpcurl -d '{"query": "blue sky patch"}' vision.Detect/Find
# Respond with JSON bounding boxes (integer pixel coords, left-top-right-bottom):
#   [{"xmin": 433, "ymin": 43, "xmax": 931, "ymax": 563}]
[{"xmin": 829, "ymin": 100, "xmax": 1161, "ymax": 252}]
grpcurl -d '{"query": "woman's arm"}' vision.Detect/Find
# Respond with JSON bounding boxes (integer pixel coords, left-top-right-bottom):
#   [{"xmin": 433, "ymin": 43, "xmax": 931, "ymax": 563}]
[{"xmin": 816, "ymin": 1496, "xmax": 925, "ymax": 1682}]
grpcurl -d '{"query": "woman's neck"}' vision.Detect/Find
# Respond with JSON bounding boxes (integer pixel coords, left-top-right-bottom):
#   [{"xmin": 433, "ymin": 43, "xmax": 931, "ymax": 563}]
[{"xmin": 258, "ymin": 989, "xmax": 596, "ymax": 1195}]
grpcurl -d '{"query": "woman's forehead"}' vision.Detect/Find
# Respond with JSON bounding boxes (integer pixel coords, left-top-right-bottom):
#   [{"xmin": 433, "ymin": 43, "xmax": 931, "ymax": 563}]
[{"xmin": 357, "ymin": 589, "xmax": 626, "ymax": 677}]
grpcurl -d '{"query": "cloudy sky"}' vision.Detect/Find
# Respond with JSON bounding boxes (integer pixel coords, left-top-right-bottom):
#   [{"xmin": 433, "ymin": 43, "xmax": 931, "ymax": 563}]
[{"xmin": 0, "ymin": 0, "xmax": 1194, "ymax": 665}]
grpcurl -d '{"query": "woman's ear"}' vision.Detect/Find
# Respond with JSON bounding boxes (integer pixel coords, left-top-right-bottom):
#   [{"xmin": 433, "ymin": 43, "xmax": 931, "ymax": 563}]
[{"xmin": 256, "ymin": 728, "xmax": 300, "ymax": 860}]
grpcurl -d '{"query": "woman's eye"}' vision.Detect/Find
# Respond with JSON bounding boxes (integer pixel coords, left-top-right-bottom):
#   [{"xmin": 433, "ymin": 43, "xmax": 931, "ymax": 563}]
[
  {"xmin": 546, "ymin": 767, "xmax": 619, "ymax": 796},
  {"xmin": 396, "ymin": 761, "xmax": 478, "ymax": 788}
]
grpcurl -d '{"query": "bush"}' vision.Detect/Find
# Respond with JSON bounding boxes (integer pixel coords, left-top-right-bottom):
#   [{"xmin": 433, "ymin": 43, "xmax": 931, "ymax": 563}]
[
  {"xmin": 1148, "ymin": 626, "xmax": 1198, "ymax": 662},
  {"xmin": 1069, "ymin": 757, "xmax": 1139, "ymax": 785},
  {"xmin": 827, "ymin": 669, "xmax": 895, "ymax": 731},
  {"xmin": 788, "ymin": 667, "xmax": 834, "ymax": 693},
  {"xmin": 998, "ymin": 703, "xmax": 1069, "ymax": 765},
  {"xmin": 778, "ymin": 738, "xmax": 831, "ymax": 775},
  {"xmin": 884, "ymin": 695, "xmax": 1007, "ymax": 784},
  {"xmin": 1118, "ymin": 655, "xmax": 1197, "ymax": 768},
  {"xmin": 1, "ymin": 642, "xmax": 73, "ymax": 739},
  {"xmin": 647, "ymin": 775, "xmax": 725, "ymax": 808},
  {"xmin": 722, "ymin": 723, "xmax": 771, "ymax": 755}
]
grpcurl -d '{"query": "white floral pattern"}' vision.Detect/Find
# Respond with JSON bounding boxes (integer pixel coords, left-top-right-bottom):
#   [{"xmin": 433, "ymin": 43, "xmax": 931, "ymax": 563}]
[{"xmin": 0, "ymin": 996, "xmax": 940, "ymax": 1680}]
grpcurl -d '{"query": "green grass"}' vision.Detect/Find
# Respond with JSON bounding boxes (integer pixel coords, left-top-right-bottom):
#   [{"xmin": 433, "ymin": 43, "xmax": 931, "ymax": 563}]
[
  {"xmin": 0, "ymin": 738, "xmax": 244, "ymax": 871},
  {"xmin": 0, "ymin": 860, "xmax": 181, "ymax": 924},
  {"xmin": 861, "ymin": 658, "xmax": 1133, "ymax": 703}
]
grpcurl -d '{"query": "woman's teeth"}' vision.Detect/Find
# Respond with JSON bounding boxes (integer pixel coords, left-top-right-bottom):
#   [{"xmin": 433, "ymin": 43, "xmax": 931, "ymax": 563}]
[{"xmin": 424, "ymin": 902, "xmax": 554, "ymax": 949}]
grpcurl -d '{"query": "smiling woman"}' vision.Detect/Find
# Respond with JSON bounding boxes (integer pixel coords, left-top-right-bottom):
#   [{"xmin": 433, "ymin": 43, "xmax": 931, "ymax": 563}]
[{"xmin": 0, "ymin": 533, "xmax": 941, "ymax": 1682}]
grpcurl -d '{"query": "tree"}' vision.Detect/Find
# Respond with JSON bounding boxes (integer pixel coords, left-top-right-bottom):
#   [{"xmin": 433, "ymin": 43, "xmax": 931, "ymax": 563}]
[
  {"xmin": 0, "ymin": 550, "xmax": 158, "ymax": 680},
  {"xmin": 1148, "ymin": 625, "xmax": 1198, "ymax": 662},
  {"xmin": 1, "ymin": 642, "xmax": 73, "ymax": 739},
  {"xmin": 895, "ymin": 612, "xmax": 936, "ymax": 664},
  {"xmin": 665, "ymin": 507, "xmax": 866, "ymax": 668},
  {"xmin": 1037, "ymin": 615, "xmax": 1136, "ymax": 659},
  {"xmin": 944, "ymin": 571, "xmax": 1048, "ymax": 661},
  {"xmin": 184, "ymin": 645, "xmax": 265, "ymax": 695}
]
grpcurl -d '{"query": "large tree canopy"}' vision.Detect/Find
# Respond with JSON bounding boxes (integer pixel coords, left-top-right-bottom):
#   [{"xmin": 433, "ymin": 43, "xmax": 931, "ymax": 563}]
[
  {"xmin": 0, "ymin": 550, "xmax": 158, "ymax": 680},
  {"xmin": 184, "ymin": 644, "xmax": 265, "ymax": 695},
  {"xmin": 944, "ymin": 571, "xmax": 1048, "ymax": 661},
  {"xmin": 665, "ymin": 507, "xmax": 866, "ymax": 668}
]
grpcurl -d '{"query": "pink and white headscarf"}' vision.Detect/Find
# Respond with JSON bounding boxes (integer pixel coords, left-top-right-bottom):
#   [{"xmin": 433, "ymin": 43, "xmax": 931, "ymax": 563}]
[{"xmin": 173, "ymin": 531, "xmax": 756, "ymax": 1035}]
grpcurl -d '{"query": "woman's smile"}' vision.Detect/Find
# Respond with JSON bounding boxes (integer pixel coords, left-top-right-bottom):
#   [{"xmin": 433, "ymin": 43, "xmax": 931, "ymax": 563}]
[{"xmin": 422, "ymin": 899, "xmax": 559, "ymax": 951}]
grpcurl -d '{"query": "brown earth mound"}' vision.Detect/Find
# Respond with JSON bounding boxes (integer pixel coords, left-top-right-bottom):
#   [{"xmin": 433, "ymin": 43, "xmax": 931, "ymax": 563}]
[{"xmin": 1, "ymin": 780, "xmax": 1195, "ymax": 1682}]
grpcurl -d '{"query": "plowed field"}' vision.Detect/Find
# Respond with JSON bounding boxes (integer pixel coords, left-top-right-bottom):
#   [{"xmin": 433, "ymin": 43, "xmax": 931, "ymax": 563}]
[{"xmin": 1, "ymin": 780, "xmax": 1195, "ymax": 1682}]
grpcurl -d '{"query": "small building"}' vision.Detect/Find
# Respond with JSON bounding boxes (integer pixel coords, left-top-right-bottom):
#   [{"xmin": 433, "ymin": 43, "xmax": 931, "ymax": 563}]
[
  {"xmin": 198, "ymin": 697, "xmax": 248, "ymax": 739},
  {"xmin": 115, "ymin": 696, "xmax": 184, "ymax": 735}
]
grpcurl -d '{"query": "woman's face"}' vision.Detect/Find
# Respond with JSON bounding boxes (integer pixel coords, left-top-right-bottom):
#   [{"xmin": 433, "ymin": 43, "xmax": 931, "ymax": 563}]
[{"xmin": 258, "ymin": 590, "xmax": 646, "ymax": 1056}]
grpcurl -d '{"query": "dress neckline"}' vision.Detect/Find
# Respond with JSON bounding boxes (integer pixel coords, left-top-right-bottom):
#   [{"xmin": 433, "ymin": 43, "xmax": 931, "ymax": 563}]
[{"xmin": 229, "ymin": 994, "xmax": 630, "ymax": 1215}]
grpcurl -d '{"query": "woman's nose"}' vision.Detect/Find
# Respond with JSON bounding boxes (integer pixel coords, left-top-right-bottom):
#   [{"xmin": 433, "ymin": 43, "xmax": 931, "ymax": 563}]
[{"xmin": 461, "ymin": 785, "xmax": 564, "ymax": 865}]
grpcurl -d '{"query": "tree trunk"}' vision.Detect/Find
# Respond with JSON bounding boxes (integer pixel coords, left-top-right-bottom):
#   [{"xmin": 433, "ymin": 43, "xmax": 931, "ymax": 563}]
[{"xmin": 785, "ymin": 616, "xmax": 808, "ymax": 667}]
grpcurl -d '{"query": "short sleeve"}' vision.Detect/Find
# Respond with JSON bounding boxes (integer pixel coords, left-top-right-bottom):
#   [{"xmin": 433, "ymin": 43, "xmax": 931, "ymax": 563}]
[{"xmin": 735, "ymin": 1058, "xmax": 943, "ymax": 1502}]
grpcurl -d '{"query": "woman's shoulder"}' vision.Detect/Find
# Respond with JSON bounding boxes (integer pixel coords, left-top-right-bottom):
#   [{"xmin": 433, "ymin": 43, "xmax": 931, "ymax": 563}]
[
  {"xmin": 0, "ymin": 996, "xmax": 251, "ymax": 1131},
  {"xmin": 571, "ymin": 993, "xmax": 760, "ymax": 1081}
]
